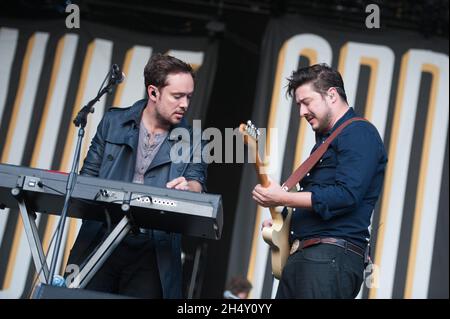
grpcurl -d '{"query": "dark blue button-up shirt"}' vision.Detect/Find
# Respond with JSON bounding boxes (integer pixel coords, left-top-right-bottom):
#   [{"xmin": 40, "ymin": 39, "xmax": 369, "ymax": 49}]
[{"xmin": 290, "ymin": 108, "xmax": 387, "ymax": 248}]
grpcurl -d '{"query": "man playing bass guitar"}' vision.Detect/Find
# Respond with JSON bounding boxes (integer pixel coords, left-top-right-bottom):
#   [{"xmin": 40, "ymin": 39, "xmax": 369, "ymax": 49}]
[{"xmin": 252, "ymin": 64, "xmax": 387, "ymax": 299}]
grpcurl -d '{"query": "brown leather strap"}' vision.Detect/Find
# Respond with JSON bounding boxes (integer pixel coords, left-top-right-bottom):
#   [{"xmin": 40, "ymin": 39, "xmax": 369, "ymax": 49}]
[{"xmin": 281, "ymin": 117, "xmax": 367, "ymax": 191}]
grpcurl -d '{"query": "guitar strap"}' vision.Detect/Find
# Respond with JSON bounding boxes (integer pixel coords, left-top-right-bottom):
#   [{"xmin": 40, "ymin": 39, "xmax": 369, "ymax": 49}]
[{"xmin": 281, "ymin": 117, "xmax": 367, "ymax": 191}]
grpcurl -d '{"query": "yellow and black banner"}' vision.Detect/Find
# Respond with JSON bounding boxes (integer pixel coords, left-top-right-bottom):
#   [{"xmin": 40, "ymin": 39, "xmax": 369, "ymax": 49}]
[{"xmin": 227, "ymin": 15, "xmax": 448, "ymax": 299}]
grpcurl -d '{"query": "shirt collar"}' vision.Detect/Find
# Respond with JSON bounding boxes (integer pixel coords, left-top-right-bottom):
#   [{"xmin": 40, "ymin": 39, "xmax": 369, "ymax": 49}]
[
  {"xmin": 119, "ymin": 99, "xmax": 147, "ymax": 126},
  {"xmin": 316, "ymin": 107, "xmax": 356, "ymax": 140},
  {"xmin": 119, "ymin": 98, "xmax": 190, "ymax": 135}
]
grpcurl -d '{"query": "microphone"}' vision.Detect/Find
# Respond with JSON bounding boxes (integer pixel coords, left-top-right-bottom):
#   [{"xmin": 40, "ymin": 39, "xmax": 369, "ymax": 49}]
[
  {"xmin": 223, "ymin": 290, "xmax": 240, "ymax": 299},
  {"xmin": 111, "ymin": 64, "xmax": 125, "ymax": 84}
]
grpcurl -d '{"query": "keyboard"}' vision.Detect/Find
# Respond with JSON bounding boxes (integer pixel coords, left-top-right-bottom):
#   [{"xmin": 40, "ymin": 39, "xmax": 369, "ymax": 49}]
[{"xmin": 0, "ymin": 163, "xmax": 223, "ymax": 240}]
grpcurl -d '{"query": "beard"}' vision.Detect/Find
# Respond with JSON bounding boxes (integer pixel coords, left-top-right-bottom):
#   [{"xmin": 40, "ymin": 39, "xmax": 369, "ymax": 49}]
[
  {"xmin": 315, "ymin": 112, "xmax": 333, "ymax": 133},
  {"xmin": 306, "ymin": 105, "xmax": 333, "ymax": 133}
]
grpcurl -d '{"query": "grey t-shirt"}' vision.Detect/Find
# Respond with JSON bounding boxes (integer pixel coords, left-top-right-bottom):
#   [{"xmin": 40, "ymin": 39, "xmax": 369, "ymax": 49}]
[{"xmin": 132, "ymin": 119, "xmax": 168, "ymax": 184}]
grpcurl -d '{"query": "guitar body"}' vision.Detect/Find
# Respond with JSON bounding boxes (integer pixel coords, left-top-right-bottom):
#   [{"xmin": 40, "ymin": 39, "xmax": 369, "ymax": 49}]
[{"xmin": 261, "ymin": 207, "xmax": 292, "ymax": 279}]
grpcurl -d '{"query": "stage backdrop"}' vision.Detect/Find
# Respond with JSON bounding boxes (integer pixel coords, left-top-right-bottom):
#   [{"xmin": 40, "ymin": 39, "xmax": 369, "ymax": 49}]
[
  {"xmin": 0, "ymin": 18, "xmax": 217, "ymax": 299},
  {"xmin": 228, "ymin": 15, "xmax": 448, "ymax": 299}
]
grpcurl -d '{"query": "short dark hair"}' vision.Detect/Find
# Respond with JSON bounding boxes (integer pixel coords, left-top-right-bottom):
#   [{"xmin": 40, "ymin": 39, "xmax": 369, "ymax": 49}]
[
  {"xmin": 144, "ymin": 53, "xmax": 194, "ymax": 90},
  {"xmin": 287, "ymin": 63, "xmax": 348, "ymax": 103}
]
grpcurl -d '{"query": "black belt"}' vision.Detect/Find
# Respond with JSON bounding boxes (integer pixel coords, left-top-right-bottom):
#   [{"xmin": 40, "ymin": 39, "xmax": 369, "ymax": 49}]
[{"xmin": 290, "ymin": 237, "xmax": 365, "ymax": 258}]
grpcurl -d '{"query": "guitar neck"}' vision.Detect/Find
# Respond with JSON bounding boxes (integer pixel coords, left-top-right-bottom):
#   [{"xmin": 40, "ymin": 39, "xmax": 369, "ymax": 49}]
[
  {"xmin": 240, "ymin": 122, "xmax": 282, "ymax": 220},
  {"xmin": 254, "ymin": 150, "xmax": 269, "ymax": 187},
  {"xmin": 254, "ymin": 152, "xmax": 281, "ymax": 220}
]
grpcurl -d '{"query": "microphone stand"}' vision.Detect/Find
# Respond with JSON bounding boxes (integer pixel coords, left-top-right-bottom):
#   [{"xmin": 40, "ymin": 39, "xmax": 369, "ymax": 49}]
[{"xmin": 47, "ymin": 73, "xmax": 120, "ymax": 285}]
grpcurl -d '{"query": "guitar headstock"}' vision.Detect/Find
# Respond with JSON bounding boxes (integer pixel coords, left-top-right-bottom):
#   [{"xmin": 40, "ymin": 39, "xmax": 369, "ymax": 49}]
[
  {"xmin": 239, "ymin": 120, "xmax": 261, "ymax": 148},
  {"xmin": 239, "ymin": 120, "xmax": 269, "ymax": 186}
]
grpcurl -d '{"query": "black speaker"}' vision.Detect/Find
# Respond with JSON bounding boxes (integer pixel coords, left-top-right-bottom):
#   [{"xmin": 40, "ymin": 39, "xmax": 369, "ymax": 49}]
[{"xmin": 32, "ymin": 284, "xmax": 135, "ymax": 299}]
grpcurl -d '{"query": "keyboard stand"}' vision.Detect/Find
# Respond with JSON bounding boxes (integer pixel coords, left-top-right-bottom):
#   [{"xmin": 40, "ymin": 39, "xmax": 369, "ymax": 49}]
[
  {"xmin": 15, "ymin": 194, "xmax": 50, "ymax": 284},
  {"xmin": 68, "ymin": 215, "xmax": 131, "ymax": 288},
  {"xmin": 12, "ymin": 186, "xmax": 132, "ymax": 289},
  {"xmin": 1, "ymin": 162, "xmax": 222, "ymax": 294}
]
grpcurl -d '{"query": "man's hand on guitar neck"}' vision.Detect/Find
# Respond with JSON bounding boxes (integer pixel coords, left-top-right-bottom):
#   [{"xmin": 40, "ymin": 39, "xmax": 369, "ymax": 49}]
[
  {"xmin": 252, "ymin": 179, "xmax": 287, "ymax": 207},
  {"xmin": 252, "ymin": 177, "xmax": 313, "ymax": 209}
]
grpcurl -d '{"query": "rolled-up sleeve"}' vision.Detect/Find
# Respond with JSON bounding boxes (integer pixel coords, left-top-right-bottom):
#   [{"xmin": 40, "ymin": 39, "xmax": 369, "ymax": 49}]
[{"xmin": 310, "ymin": 124, "xmax": 383, "ymax": 220}]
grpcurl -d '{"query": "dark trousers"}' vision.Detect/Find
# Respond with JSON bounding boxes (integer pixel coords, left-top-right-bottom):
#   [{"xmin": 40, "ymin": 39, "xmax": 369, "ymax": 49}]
[
  {"xmin": 276, "ymin": 243, "xmax": 364, "ymax": 299},
  {"xmin": 84, "ymin": 231, "xmax": 163, "ymax": 298}
]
